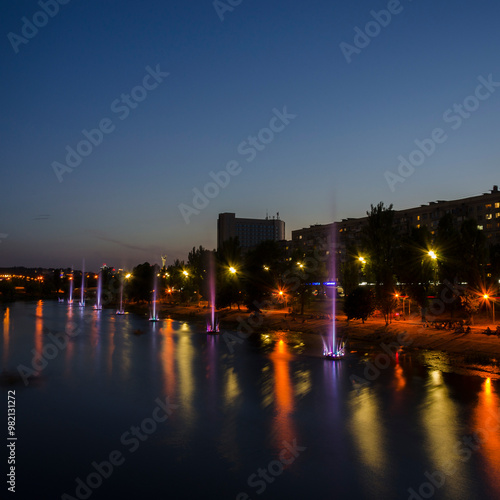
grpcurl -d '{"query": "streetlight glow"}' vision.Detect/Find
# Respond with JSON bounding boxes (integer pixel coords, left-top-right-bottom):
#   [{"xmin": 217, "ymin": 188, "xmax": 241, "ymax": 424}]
[{"xmin": 428, "ymin": 250, "xmax": 437, "ymax": 260}]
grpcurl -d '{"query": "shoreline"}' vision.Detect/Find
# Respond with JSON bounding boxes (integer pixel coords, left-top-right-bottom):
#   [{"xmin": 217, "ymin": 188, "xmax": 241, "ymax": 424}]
[{"xmin": 155, "ymin": 304, "xmax": 500, "ymax": 376}]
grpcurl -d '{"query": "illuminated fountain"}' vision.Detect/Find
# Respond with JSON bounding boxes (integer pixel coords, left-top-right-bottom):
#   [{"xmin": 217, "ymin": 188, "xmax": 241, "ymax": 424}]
[
  {"xmin": 206, "ymin": 252, "xmax": 219, "ymax": 334},
  {"xmin": 323, "ymin": 282, "xmax": 345, "ymax": 359},
  {"xmin": 93, "ymin": 270, "xmax": 102, "ymax": 310},
  {"xmin": 79, "ymin": 259, "xmax": 85, "ymax": 307},
  {"xmin": 67, "ymin": 271, "xmax": 74, "ymax": 304},
  {"xmin": 116, "ymin": 275, "xmax": 125, "ymax": 315},
  {"xmin": 323, "ymin": 239, "xmax": 345, "ymax": 359},
  {"xmin": 149, "ymin": 265, "xmax": 159, "ymax": 321}
]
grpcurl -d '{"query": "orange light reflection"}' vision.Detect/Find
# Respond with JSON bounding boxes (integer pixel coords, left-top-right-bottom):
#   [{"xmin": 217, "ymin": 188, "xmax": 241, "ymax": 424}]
[
  {"xmin": 473, "ymin": 378, "xmax": 500, "ymax": 493},
  {"xmin": 270, "ymin": 340, "xmax": 295, "ymax": 451}
]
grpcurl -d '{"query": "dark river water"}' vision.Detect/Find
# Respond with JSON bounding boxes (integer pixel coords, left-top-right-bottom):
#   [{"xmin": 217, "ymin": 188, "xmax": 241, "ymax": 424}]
[{"xmin": 2, "ymin": 300, "xmax": 500, "ymax": 500}]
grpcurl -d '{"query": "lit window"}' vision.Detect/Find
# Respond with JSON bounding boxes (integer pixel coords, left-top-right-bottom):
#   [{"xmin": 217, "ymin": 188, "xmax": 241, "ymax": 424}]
[
  {"xmin": 478, "ymin": 225, "xmax": 484, "ymax": 230},
  {"xmin": 486, "ymin": 214, "xmax": 493, "ymax": 220},
  {"xmin": 495, "ymin": 203, "xmax": 500, "ymax": 209},
  {"xmin": 417, "ymin": 215, "xmax": 420, "ymax": 221},
  {"xmin": 496, "ymin": 213, "xmax": 500, "ymax": 218}
]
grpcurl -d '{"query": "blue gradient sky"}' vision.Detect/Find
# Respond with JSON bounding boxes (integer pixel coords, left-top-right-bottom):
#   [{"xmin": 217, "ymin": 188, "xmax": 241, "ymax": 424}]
[{"xmin": 2, "ymin": 0, "xmax": 500, "ymax": 271}]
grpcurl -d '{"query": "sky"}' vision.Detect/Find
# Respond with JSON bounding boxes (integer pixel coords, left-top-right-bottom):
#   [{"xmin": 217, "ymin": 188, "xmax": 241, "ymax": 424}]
[{"xmin": 1, "ymin": 0, "xmax": 500, "ymax": 271}]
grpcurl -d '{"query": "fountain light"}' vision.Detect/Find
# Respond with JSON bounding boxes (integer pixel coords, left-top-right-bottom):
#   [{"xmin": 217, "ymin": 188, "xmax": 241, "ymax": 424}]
[{"xmin": 149, "ymin": 265, "xmax": 160, "ymax": 322}]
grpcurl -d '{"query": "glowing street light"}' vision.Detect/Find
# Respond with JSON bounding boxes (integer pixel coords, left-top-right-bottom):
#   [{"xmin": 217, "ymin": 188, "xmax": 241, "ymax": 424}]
[
  {"xmin": 229, "ymin": 266, "xmax": 237, "ymax": 274},
  {"xmin": 358, "ymin": 256, "xmax": 366, "ymax": 264},
  {"xmin": 428, "ymin": 250, "xmax": 437, "ymax": 260},
  {"xmin": 483, "ymin": 294, "xmax": 495, "ymax": 323},
  {"xmin": 182, "ymin": 270, "xmax": 189, "ymax": 277},
  {"xmin": 125, "ymin": 273, "xmax": 131, "ymax": 279},
  {"xmin": 263, "ymin": 266, "xmax": 270, "ymax": 271}
]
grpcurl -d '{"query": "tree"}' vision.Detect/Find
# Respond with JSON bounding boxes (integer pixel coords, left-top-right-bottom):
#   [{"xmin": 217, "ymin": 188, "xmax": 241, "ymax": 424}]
[
  {"xmin": 187, "ymin": 245, "xmax": 212, "ymax": 302},
  {"xmin": 396, "ymin": 226, "xmax": 434, "ymax": 320},
  {"xmin": 460, "ymin": 290, "xmax": 482, "ymax": 324},
  {"xmin": 459, "ymin": 219, "xmax": 487, "ymax": 289},
  {"xmin": 362, "ymin": 202, "xmax": 398, "ymax": 325},
  {"xmin": 243, "ymin": 240, "xmax": 287, "ymax": 309},
  {"xmin": 128, "ymin": 262, "xmax": 155, "ymax": 303},
  {"xmin": 216, "ymin": 238, "xmax": 243, "ymax": 309},
  {"xmin": 344, "ymin": 286, "xmax": 375, "ymax": 323}
]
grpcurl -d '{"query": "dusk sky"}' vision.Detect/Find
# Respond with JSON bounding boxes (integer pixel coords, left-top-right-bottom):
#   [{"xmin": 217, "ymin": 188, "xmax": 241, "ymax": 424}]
[{"xmin": 2, "ymin": 0, "xmax": 500, "ymax": 271}]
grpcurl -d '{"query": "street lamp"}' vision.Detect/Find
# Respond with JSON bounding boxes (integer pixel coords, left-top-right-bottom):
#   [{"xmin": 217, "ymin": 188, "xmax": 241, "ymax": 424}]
[
  {"xmin": 484, "ymin": 294, "xmax": 495, "ymax": 324},
  {"xmin": 229, "ymin": 266, "xmax": 237, "ymax": 274},
  {"xmin": 428, "ymin": 250, "xmax": 437, "ymax": 260}
]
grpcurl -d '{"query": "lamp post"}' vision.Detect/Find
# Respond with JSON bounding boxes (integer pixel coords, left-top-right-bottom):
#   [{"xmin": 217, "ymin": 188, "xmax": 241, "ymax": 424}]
[
  {"xmin": 427, "ymin": 249, "xmax": 438, "ymax": 293},
  {"xmin": 484, "ymin": 294, "xmax": 495, "ymax": 324}
]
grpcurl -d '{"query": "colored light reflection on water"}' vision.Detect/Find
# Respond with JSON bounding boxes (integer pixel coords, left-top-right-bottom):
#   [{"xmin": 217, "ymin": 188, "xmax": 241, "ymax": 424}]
[
  {"xmin": 1, "ymin": 301, "xmax": 500, "ymax": 500},
  {"xmin": 269, "ymin": 339, "xmax": 295, "ymax": 449},
  {"xmin": 473, "ymin": 378, "xmax": 500, "ymax": 492},
  {"xmin": 2, "ymin": 306, "xmax": 9, "ymax": 365}
]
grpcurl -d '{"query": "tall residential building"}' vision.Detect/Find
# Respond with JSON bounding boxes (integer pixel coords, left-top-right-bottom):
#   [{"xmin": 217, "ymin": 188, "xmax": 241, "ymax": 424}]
[
  {"xmin": 291, "ymin": 185, "xmax": 500, "ymax": 262},
  {"xmin": 217, "ymin": 212, "xmax": 285, "ymax": 250}
]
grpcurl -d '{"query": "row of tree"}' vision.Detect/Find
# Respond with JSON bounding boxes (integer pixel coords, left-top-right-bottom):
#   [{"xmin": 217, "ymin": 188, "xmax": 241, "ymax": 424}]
[{"xmin": 341, "ymin": 202, "xmax": 499, "ymax": 324}]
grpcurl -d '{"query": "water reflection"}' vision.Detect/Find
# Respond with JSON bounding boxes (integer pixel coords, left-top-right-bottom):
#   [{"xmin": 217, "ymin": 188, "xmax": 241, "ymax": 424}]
[
  {"xmin": 160, "ymin": 322, "xmax": 176, "ymax": 398},
  {"xmin": 35, "ymin": 300, "xmax": 43, "ymax": 362},
  {"xmin": 393, "ymin": 353, "xmax": 406, "ymax": 392},
  {"xmin": 177, "ymin": 333, "xmax": 195, "ymax": 425},
  {"xmin": 107, "ymin": 316, "xmax": 116, "ymax": 375},
  {"xmin": 64, "ymin": 305, "xmax": 75, "ymax": 377},
  {"xmin": 349, "ymin": 385, "xmax": 388, "ymax": 491},
  {"xmin": 2, "ymin": 307, "xmax": 10, "ymax": 365},
  {"xmin": 219, "ymin": 346, "xmax": 243, "ymax": 467},
  {"xmin": 269, "ymin": 339, "xmax": 295, "ymax": 450},
  {"xmin": 421, "ymin": 370, "xmax": 470, "ymax": 499},
  {"xmin": 473, "ymin": 378, "xmax": 500, "ymax": 493}
]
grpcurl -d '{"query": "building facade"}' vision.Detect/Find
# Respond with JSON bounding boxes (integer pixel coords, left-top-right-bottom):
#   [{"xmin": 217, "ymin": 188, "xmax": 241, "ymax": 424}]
[
  {"xmin": 291, "ymin": 185, "xmax": 500, "ymax": 263},
  {"xmin": 217, "ymin": 212, "xmax": 286, "ymax": 250}
]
